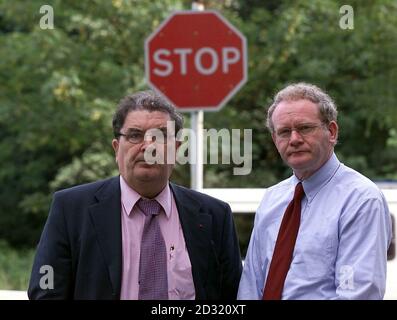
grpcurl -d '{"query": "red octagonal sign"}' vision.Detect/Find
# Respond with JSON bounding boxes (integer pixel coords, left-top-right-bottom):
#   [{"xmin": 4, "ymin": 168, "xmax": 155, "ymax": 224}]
[{"xmin": 145, "ymin": 10, "xmax": 247, "ymax": 111}]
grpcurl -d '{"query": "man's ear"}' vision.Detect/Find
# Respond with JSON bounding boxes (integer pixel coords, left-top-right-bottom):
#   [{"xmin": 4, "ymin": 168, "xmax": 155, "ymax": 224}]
[
  {"xmin": 328, "ymin": 121, "xmax": 339, "ymax": 145},
  {"xmin": 112, "ymin": 139, "xmax": 119, "ymax": 160}
]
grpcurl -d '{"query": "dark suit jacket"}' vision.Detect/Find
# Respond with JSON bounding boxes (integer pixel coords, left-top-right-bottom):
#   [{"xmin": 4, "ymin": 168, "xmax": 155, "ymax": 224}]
[{"xmin": 28, "ymin": 177, "xmax": 242, "ymax": 300}]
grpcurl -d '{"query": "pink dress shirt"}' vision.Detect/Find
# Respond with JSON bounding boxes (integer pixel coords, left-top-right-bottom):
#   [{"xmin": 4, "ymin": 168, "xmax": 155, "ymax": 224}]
[{"xmin": 119, "ymin": 176, "xmax": 195, "ymax": 300}]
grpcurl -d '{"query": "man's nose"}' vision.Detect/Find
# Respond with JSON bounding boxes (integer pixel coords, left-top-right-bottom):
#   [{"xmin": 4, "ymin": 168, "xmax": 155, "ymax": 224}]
[
  {"xmin": 139, "ymin": 136, "xmax": 154, "ymax": 151},
  {"xmin": 289, "ymin": 129, "xmax": 303, "ymax": 144}
]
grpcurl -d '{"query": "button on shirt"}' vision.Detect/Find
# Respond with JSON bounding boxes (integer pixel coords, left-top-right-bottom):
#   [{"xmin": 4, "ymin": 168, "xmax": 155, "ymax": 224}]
[
  {"xmin": 238, "ymin": 153, "xmax": 392, "ymax": 299},
  {"xmin": 119, "ymin": 176, "xmax": 195, "ymax": 300}
]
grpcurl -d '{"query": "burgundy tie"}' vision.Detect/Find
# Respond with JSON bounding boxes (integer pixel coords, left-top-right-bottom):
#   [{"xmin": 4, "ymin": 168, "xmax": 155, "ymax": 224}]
[
  {"xmin": 262, "ymin": 182, "xmax": 305, "ymax": 300},
  {"xmin": 137, "ymin": 198, "xmax": 168, "ymax": 300}
]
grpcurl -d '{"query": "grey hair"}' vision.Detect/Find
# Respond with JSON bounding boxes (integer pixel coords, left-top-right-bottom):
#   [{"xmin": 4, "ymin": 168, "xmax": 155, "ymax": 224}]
[
  {"xmin": 112, "ymin": 90, "xmax": 184, "ymax": 137},
  {"xmin": 266, "ymin": 83, "xmax": 338, "ymax": 132}
]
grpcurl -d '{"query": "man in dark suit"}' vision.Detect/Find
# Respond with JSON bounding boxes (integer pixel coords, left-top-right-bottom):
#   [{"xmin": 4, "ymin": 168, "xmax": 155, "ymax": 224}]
[{"xmin": 28, "ymin": 90, "xmax": 242, "ymax": 300}]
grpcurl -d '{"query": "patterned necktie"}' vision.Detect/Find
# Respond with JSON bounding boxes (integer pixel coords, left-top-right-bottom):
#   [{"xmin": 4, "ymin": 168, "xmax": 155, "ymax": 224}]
[
  {"xmin": 137, "ymin": 198, "xmax": 168, "ymax": 300},
  {"xmin": 263, "ymin": 182, "xmax": 305, "ymax": 300}
]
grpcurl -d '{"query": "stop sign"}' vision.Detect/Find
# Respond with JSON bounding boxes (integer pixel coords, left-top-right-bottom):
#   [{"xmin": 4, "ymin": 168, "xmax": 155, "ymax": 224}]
[{"xmin": 145, "ymin": 10, "xmax": 247, "ymax": 111}]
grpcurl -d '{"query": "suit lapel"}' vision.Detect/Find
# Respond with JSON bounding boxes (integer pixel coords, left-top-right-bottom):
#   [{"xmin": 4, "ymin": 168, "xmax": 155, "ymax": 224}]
[
  {"xmin": 88, "ymin": 177, "xmax": 122, "ymax": 298},
  {"xmin": 170, "ymin": 183, "xmax": 211, "ymax": 299}
]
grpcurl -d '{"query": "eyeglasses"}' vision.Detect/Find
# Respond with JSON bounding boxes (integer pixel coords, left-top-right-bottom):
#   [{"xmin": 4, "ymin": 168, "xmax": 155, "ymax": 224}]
[
  {"xmin": 117, "ymin": 128, "xmax": 174, "ymax": 144},
  {"xmin": 275, "ymin": 123, "xmax": 325, "ymax": 140}
]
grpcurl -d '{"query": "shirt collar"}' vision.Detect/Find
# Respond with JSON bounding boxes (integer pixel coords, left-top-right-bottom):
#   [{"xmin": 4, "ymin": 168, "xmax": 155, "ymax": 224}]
[
  {"xmin": 292, "ymin": 153, "xmax": 341, "ymax": 203},
  {"xmin": 120, "ymin": 175, "xmax": 172, "ymax": 219}
]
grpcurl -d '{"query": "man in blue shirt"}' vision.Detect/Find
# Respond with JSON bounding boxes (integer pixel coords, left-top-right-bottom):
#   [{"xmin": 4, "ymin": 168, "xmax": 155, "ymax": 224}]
[{"xmin": 238, "ymin": 83, "xmax": 392, "ymax": 299}]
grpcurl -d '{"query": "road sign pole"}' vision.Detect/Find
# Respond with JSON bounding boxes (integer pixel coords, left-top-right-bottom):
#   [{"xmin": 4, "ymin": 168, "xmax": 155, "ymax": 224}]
[
  {"xmin": 190, "ymin": 1, "xmax": 204, "ymax": 190},
  {"xmin": 190, "ymin": 1, "xmax": 204, "ymax": 191},
  {"xmin": 190, "ymin": 110, "xmax": 203, "ymax": 190}
]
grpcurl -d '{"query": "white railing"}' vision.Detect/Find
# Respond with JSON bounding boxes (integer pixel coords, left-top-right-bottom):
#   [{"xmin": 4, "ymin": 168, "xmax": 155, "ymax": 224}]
[
  {"xmin": 0, "ymin": 290, "xmax": 27, "ymax": 300},
  {"xmin": 202, "ymin": 185, "xmax": 397, "ymax": 214}
]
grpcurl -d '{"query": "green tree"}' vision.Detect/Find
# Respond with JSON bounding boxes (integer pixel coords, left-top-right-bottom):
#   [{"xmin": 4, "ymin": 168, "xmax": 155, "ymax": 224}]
[{"xmin": 0, "ymin": 0, "xmax": 184, "ymax": 246}]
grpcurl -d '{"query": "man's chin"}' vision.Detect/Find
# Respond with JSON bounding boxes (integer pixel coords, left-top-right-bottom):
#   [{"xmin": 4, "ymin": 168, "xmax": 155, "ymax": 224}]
[
  {"xmin": 133, "ymin": 174, "xmax": 159, "ymax": 185},
  {"xmin": 286, "ymin": 154, "xmax": 312, "ymax": 169}
]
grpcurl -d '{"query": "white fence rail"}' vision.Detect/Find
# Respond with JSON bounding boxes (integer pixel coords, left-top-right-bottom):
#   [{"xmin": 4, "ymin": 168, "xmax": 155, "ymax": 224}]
[
  {"xmin": 0, "ymin": 290, "xmax": 27, "ymax": 300},
  {"xmin": 202, "ymin": 185, "xmax": 397, "ymax": 214}
]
